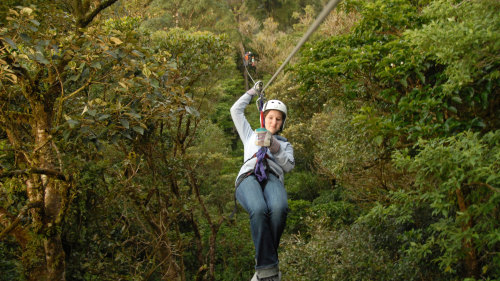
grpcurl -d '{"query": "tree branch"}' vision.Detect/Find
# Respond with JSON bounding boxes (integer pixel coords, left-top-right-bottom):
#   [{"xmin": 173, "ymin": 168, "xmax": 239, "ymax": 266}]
[
  {"xmin": 62, "ymin": 77, "xmax": 92, "ymax": 102},
  {"xmin": 0, "ymin": 40, "xmax": 33, "ymax": 85},
  {"xmin": 465, "ymin": 182, "xmax": 499, "ymax": 193},
  {"xmin": 77, "ymin": 0, "xmax": 120, "ymax": 28},
  {"xmin": 0, "ymin": 201, "xmax": 43, "ymax": 241},
  {"xmin": 0, "ymin": 168, "xmax": 71, "ymax": 181}
]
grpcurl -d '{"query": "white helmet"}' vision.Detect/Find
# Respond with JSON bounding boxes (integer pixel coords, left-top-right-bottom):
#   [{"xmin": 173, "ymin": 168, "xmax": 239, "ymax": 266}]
[{"xmin": 263, "ymin": 99, "xmax": 287, "ymax": 131}]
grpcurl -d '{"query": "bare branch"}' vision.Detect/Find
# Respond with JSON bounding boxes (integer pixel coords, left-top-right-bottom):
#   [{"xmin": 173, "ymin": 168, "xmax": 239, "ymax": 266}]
[
  {"xmin": 0, "ymin": 201, "xmax": 43, "ymax": 241},
  {"xmin": 0, "ymin": 168, "xmax": 71, "ymax": 182},
  {"xmin": 465, "ymin": 182, "xmax": 499, "ymax": 193},
  {"xmin": 62, "ymin": 77, "xmax": 92, "ymax": 102},
  {"xmin": 77, "ymin": 0, "xmax": 120, "ymax": 28}
]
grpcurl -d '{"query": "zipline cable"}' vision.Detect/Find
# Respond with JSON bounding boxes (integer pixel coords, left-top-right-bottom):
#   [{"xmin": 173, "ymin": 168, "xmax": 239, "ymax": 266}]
[
  {"xmin": 244, "ymin": 62, "xmax": 256, "ymax": 85},
  {"xmin": 261, "ymin": 0, "xmax": 343, "ymax": 93}
]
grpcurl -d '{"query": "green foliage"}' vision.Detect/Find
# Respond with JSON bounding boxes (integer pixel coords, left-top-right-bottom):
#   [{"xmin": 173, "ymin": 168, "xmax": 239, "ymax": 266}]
[
  {"xmin": 282, "ymin": 0, "xmax": 499, "ymax": 280},
  {"xmin": 311, "ymin": 197, "xmax": 357, "ymax": 227},
  {"xmin": 281, "ymin": 224, "xmax": 396, "ymax": 281},
  {"xmin": 141, "ymin": 0, "xmax": 233, "ymax": 32},
  {"xmin": 287, "ymin": 187, "xmax": 359, "ymax": 234},
  {"xmin": 286, "ymin": 170, "xmax": 330, "ymax": 201},
  {"xmin": 406, "ymin": 0, "xmax": 500, "ymax": 95},
  {"xmin": 286, "ymin": 199, "xmax": 311, "ymax": 234},
  {"xmin": 0, "ymin": 238, "xmax": 24, "ymax": 281},
  {"xmin": 214, "ymin": 217, "xmax": 255, "ymax": 281},
  {"xmin": 295, "ymin": 0, "xmax": 421, "ymax": 103},
  {"xmin": 393, "ymin": 131, "xmax": 500, "ymax": 278},
  {"xmin": 103, "ymin": 15, "xmax": 142, "ymax": 33},
  {"xmin": 294, "ymin": 0, "xmax": 499, "ymax": 143},
  {"xmin": 315, "ymin": 107, "xmax": 379, "ymax": 179},
  {"xmin": 357, "ymin": 194, "xmax": 448, "ymax": 280},
  {"xmin": 1, "ymin": 0, "xmax": 498, "ymax": 280},
  {"xmin": 353, "ymin": 0, "xmax": 423, "ymax": 40},
  {"xmin": 245, "ymin": 0, "xmax": 323, "ymax": 30},
  {"xmin": 152, "ymin": 28, "xmax": 231, "ymax": 86},
  {"xmin": 209, "ymin": 73, "xmax": 245, "ymax": 140},
  {"xmin": 63, "ymin": 160, "xmax": 135, "ymax": 280},
  {"xmin": 248, "ymin": 17, "xmax": 288, "ymax": 74}
]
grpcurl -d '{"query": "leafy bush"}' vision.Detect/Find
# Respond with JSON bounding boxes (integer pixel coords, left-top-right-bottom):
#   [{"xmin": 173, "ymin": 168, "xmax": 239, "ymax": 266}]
[
  {"xmin": 358, "ymin": 195, "xmax": 448, "ymax": 280},
  {"xmin": 286, "ymin": 199, "xmax": 312, "ymax": 234},
  {"xmin": 311, "ymin": 199, "xmax": 357, "ymax": 227},
  {"xmin": 214, "ymin": 217, "xmax": 255, "ymax": 281},
  {"xmin": 281, "ymin": 224, "xmax": 395, "ymax": 281},
  {"xmin": 286, "ymin": 170, "xmax": 331, "ymax": 201},
  {"xmin": 393, "ymin": 130, "xmax": 500, "ymax": 279},
  {"xmin": 0, "ymin": 238, "xmax": 24, "ymax": 281}
]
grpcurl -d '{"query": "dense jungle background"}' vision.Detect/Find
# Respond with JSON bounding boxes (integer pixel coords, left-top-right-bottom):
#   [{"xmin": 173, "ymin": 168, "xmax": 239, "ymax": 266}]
[{"xmin": 0, "ymin": 0, "xmax": 498, "ymax": 280}]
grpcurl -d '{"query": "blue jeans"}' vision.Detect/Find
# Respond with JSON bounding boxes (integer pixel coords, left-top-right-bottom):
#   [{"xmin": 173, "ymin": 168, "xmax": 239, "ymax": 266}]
[{"xmin": 236, "ymin": 174, "xmax": 289, "ymax": 269}]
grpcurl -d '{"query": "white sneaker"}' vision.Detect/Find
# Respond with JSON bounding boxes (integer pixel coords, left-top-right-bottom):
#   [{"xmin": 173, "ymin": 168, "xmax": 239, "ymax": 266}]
[{"xmin": 251, "ymin": 271, "xmax": 282, "ymax": 281}]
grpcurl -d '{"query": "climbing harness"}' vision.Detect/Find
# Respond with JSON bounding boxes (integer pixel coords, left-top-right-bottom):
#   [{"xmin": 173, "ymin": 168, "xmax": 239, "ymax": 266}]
[{"xmin": 254, "ymin": 81, "xmax": 268, "ymax": 183}]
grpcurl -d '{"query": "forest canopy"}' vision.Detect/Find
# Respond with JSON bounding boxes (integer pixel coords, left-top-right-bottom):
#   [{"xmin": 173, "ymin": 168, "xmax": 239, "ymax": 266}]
[{"xmin": 0, "ymin": 0, "xmax": 498, "ymax": 280}]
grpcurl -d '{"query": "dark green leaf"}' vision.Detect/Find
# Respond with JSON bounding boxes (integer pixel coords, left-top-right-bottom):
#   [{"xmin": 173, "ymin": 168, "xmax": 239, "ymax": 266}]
[
  {"xmin": 185, "ymin": 106, "xmax": 200, "ymax": 117},
  {"xmin": 416, "ymin": 71, "xmax": 425, "ymax": 83},
  {"xmin": 131, "ymin": 50, "xmax": 145, "ymax": 58},
  {"xmin": 67, "ymin": 119, "xmax": 79, "ymax": 129},
  {"xmin": 30, "ymin": 19, "xmax": 40, "ymax": 26},
  {"xmin": 98, "ymin": 114, "xmax": 110, "ymax": 121},
  {"xmin": 128, "ymin": 112, "xmax": 141, "ymax": 119},
  {"xmin": 451, "ymin": 96, "xmax": 462, "ymax": 104},
  {"xmin": 86, "ymin": 109, "xmax": 97, "ymax": 117},
  {"xmin": 90, "ymin": 62, "xmax": 101, "ymax": 69},
  {"xmin": 20, "ymin": 33, "xmax": 31, "ymax": 42},
  {"xmin": 34, "ymin": 52, "xmax": 49, "ymax": 65},
  {"xmin": 68, "ymin": 74, "xmax": 80, "ymax": 82},
  {"xmin": 133, "ymin": 126, "xmax": 144, "ymax": 135},
  {"xmin": 120, "ymin": 119, "xmax": 129, "ymax": 129},
  {"xmin": 400, "ymin": 77, "xmax": 407, "ymax": 88},
  {"xmin": 2, "ymin": 37, "xmax": 17, "ymax": 49},
  {"xmin": 105, "ymin": 50, "xmax": 117, "ymax": 59}
]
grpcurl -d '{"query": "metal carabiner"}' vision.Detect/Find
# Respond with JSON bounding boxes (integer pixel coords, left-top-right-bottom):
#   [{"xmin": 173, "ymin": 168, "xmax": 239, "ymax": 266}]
[{"xmin": 255, "ymin": 93, "xmax": 265, "ymax": 111}]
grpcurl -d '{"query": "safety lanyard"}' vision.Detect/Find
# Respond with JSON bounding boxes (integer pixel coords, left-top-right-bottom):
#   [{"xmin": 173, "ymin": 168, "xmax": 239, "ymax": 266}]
[{"xmin": 258, "ymin": 92, "xmax": 265, "ymax": 128}]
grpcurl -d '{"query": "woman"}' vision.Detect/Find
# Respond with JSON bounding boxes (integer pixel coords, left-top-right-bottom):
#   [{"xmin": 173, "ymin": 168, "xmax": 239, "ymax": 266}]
[{"xmin": 230, "ymin": 83, "xmax": 295, "ymax": 281}]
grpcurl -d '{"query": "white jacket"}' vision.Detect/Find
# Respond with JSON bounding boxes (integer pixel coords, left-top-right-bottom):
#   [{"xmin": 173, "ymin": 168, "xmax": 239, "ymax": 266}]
[{"xmin": 230, "ymin": 92, "xmax": 295, "ymax": 186}]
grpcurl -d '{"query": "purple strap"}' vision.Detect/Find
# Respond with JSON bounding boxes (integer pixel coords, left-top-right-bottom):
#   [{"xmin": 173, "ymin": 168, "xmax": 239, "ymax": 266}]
[
  {"xmin": 254, "ymin": 93, "xmax": 268, "ymax": 183},
  {"xmin": 254, "ymin": 147, "xmax": 268, "ymax": 182}
]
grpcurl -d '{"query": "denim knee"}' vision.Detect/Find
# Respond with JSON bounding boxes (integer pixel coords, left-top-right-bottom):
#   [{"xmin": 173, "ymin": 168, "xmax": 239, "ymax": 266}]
[
  {"xmin": 249, "ymin": 203, "xmax": 268, "ymax": 220},
  {"xmin": 269, "ymin": 202, "xmax": 288, "ymax": 217}
]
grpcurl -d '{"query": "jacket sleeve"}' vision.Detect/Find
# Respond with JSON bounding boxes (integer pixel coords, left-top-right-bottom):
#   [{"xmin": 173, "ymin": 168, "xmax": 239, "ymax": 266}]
[
  {"xmin": 272, "ymin": 141, "xmax": 295, "ymax": 173},
  {"xmin": 230, "ymin": 92, "xmax": 254, "ymax": 143}
]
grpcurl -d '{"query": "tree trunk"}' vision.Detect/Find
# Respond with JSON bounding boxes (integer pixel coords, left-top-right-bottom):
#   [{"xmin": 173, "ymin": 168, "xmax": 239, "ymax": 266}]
[
  {"xmin": 456, "ymin": 188, "xmax": 478, "ymax": 278},
  {"xmin": 33, "ymin": 105, "xmax": 66, "ymax": 281}
]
